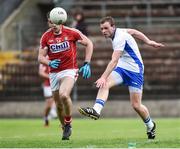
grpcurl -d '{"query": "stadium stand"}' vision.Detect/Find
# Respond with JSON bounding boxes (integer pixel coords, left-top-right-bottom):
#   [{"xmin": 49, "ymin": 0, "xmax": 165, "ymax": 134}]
[
  {"xmin": 0, "ymin": 0, "xmax": 180, "ymax": 101},
  {"xmin": 0, "ymin": 51, "xmax": 43, "ymax": 101}
]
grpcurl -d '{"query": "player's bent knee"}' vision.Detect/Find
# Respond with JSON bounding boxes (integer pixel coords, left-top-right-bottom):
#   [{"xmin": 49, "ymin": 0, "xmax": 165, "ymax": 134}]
[
  {"xmin": 131, "ymin": 102, "xmax": 141, "ymax": 111},
  {"xmin": 59, "ymin": 92, "xmax": 69, "ymax": 100}
]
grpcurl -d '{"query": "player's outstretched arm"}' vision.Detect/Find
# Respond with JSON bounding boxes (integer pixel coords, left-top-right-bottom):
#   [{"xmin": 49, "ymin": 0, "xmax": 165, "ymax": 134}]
[
  {"xmin": 127, "ymin": 29, "xmax": 165, "ymax": 48},
  {"xmin": 145, "ymin": 40, "xmax": 165, "ymax": 48},
  {"xmin": 95, "ymin": 50, "xmax": 122, "ymax": 88}
]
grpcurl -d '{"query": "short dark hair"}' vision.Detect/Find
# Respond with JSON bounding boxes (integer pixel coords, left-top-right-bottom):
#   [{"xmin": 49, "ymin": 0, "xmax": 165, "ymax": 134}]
[{"xmin": 100, "ymin": 16, "xmax": 115, "ymax": 26}]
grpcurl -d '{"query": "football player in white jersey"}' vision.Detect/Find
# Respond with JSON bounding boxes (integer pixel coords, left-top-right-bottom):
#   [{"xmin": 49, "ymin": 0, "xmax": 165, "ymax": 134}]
[{"xmin": 79, "ymin": 16, "xmax": 164, "ymax": 139}]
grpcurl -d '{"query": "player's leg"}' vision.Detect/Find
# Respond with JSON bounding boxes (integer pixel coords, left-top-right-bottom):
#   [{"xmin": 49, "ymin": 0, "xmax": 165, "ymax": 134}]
[
  {"xmin": 79, "ymin": 71, "xmax": 123, "ymax": 120},
  {"xmin": 49, "ymin": 73, "xmax": 65, "ymax": 130},
  {"xmin": 49, "ymin": 101, "xmax": 57, "ymax": 119},
  {"xmin": 44, "ymin": 97, "xmax": 54, "ymax": 126},
  {"xmin": 47, "ymin": 87, "xmax": 57, "ymax": 119},
  {"xmin": 59, "ymin": 76, "xmax": 74, "ymax": 120},
  {"xmin": 43, "ymin": 86, "xmax": 54, "ymax": 126},
  {"xmin": 52, "ymin": 90, "xmax": 65, "ymax": 127},
  {"xmin": 129, "ymin": 87, "xmax": 156, "ymax": 139},
  {"xmin": 59, "ymin": 76, "xmax": 75, "ymax": 140}
]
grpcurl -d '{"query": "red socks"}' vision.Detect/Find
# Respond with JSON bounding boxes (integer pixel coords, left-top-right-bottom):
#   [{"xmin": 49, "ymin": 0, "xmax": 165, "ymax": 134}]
[{"xmin": 64, "ymin": 116, "xmax": 72, "ymax": 124}]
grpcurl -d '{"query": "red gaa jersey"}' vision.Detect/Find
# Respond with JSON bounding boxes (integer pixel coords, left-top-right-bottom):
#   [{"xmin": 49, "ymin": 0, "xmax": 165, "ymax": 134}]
[{"xmin": 40, "ymin": 26, "xmax": 82, "ymax": 73}]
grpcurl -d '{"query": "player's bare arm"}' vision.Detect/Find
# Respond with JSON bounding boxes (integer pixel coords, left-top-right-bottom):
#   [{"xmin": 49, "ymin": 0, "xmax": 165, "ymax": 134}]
[
  {"xmin": 95, "ymin": 50, "xmax": 122, "ymax": 88},
  {"xmin": 38, "ymin": 47, "xmax": 50, "ymax": 66},
  {"xmin": 76, "ymin": 29, "xmax": 93, "ymax": 63},
  {"xmin": 127, "ymin": 29, "xmax": 165, "ymax": 48},
  {"xmin": 39, "ymin": 65, "xmax": 49, "ymax": 79},
  {"xmin": 76, "ymin": 30, "xmax": 93, "ymax": 79}
]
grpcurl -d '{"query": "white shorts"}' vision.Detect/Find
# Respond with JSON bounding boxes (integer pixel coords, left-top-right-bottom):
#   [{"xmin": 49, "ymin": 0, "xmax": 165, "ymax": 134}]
[
  {"xmin": 43, "ymin": 86, "xmax": 52, "ymax": 98},
  {"xmin": 49, "ymin": 69, "xmax": 78, "ymax": 91}
]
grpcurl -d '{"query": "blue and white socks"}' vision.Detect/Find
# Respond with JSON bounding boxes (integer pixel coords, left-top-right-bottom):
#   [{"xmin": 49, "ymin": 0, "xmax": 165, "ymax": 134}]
[
  {"xmin": 144, "ymin": 116, "xmax": 154, "ymax": 131},
  {"xmin": 93, "ymin": 99, "xmax": 105, "ymax": 114}
]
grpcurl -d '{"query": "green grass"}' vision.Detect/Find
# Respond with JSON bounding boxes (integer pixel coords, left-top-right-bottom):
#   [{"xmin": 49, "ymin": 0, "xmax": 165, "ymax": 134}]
[{"xmin": 0, "ymin": 118, "xmax": 179, "ymax": 148}]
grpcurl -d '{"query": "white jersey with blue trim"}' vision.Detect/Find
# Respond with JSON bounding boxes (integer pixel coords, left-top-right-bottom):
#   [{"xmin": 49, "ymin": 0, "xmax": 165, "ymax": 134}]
[{"xmin": 111, "ymin": 28, "xmax": 144, "ymax": 73}]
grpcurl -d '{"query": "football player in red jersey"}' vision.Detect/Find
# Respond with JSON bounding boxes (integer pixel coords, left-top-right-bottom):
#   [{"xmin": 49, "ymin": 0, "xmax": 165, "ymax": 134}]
[
  {"xmin": 39, "ymin": 63, "xmax": 57, "ymax": 127},
  {"xmin": 38, "ymin": 8, "xmax": 93, "ymax": 140}
]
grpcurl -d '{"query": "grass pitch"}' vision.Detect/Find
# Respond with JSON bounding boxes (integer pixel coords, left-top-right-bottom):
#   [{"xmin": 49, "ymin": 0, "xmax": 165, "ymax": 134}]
[{"xmin": 0, "ymin": 118, "xmax": 179, "ymax": 148}]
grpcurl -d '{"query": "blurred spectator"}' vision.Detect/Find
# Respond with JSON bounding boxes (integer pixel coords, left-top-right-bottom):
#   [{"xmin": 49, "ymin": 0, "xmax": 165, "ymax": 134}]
[{"xmin": 71, "ymin": 11, "xmax": 88, "ymax": 36}]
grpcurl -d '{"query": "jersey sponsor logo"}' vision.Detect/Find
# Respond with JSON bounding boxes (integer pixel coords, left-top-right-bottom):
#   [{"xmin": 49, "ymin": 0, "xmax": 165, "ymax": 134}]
[{"xmin": 50, "ymin": 41, "xmax": 70, "ymax": 53}]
